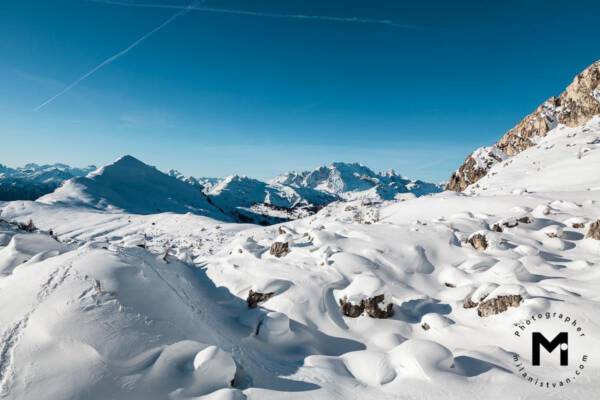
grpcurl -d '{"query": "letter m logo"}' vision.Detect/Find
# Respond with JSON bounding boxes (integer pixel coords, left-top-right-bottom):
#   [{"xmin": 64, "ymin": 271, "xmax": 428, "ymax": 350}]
[{"xmin": 532, "ymin": 332, "xmax": 568, "ymax": 366}]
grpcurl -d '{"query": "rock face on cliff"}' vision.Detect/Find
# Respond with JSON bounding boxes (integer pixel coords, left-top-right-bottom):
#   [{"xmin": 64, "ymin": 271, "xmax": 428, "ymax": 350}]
[{"xmin": 447, "ymin": 60, "xmax": 600, "ymax": 191}]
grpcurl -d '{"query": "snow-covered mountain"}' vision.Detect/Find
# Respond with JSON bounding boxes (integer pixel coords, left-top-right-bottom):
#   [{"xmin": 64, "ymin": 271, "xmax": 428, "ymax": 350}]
[
  {"xmin": 207, "ymin": 175, "xmax": 338, "ymax": 224},
  {"xmin": 448, "ymin": 59, "xmax": 600, "ymax": 191},
  {"xmin": 272, "ymin": 162, "xmax": 442, "ymax": 200},
  {"xmin": 39, "ymin": 155, "xmax": 229, "ymax": 220},
  {"xmin": 0, "ymin": 162, "xmax": 96, "ymax": 201},
  {"xmin": 3, "ymin": 64, "xmax": 600, "ymax": 399}
]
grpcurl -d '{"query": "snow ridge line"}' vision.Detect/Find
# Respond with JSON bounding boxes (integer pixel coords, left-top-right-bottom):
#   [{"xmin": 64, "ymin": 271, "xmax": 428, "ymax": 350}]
[{"xmin": 0, "ymin": 260, "xmax": 74, "ymax": 397}]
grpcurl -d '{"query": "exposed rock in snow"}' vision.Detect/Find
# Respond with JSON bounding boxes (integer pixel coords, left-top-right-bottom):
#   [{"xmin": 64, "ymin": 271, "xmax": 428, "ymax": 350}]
[
  {"xmin": 246, "ymin": 290, "xmax": 274, "ymax": 308},
  {"xmin": 364, "ymin": 294, "xmax": 394, "ymax": 319},
  {"xmin": 468, "ymin": 233, "xmax": 488, "ymax": 251},
  {"xmin": 339, "ymin": 296, "xmax": 365, "ymax": 318},
  {"xmin": 587, "ymin": 219, "xmax": 600, "ymax": 240},
  {"xmin": 269, "ymin": 241, "xmax": 289, "ymax": 257},
  {"xmin": 477, "ymin": 294, "xmax": 523, "ymax": 317}
]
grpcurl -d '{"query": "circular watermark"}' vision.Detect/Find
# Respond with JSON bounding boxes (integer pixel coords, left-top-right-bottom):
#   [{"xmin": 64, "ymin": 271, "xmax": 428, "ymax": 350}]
[{"xmin": 511, "ymin": 310, "xmax": 590, "ymax": 388}]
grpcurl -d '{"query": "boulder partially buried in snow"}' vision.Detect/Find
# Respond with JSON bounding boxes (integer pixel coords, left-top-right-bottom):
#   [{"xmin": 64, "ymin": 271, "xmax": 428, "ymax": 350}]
[
  {"xmin": 247, "ymin": 289, "xmax": 275, "ymax": 308},
  {"xmin": 587, "ymin": 220, "xmax": 600, "ymax": 239},
  {"xmin": 364, "ymin": 294, "xmax": 394, "ymax": 319},
  {"xmin": 269, "ymin": 241, "xmax": 289, "ymax": 257},
  {"xmin": 477, "ymin": 294, "xmax": 523, "ymax": 317},
  {"xmin": 468, "ymin": 233, "xmax": 488, "ymax": 251}
]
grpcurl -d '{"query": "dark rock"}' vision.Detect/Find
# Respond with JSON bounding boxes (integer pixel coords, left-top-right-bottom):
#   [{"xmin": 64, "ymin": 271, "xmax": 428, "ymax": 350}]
[
  {"xmin": 364, "ymin": 294, "xmax": 394, "ymax": 319},
  {"xmin": 517, "ymin": 216, "xmax": 532, "ymax": 224},
  {"xmin": 587, "ymin": 220, "xmax": 600, "ymax": 240},
  {"xmin": 491, "ymin": 223, "xmax": 503, "ymax": 232},
  {"xmin": 270, "ymin": 241, "xmax": 289, "ymax": 257},
  {"xmin": 18, "ymin": 219, "xmax": 36, "ymax": 232},
  {"xmin": 247, "ymin": 290, "xmax": 275, "ymax": 309},
  {"xmin": 572, "ymin": 222, "xmax": 585, "ymax": 229},
  {"xmin": 444, "ymin": 282, "xmax": 456, "ymax": 288},
  {"xmin": 421, "ymin": 322, "xmax": 430, "ymax": 331},
  {"xmin": 463, "ymin": 297, "xmax": 479, "ymax": 309},
  {"xmin": 477, "ymin": 295, "xmax": 523, "ymax": 317},
  {"xmin": 468, "ymin": 233, "xmax": 488, "ymax": 251},
  {"xmin": 339, "ymin": 296, "xmax": 364, "ymax": 318}
]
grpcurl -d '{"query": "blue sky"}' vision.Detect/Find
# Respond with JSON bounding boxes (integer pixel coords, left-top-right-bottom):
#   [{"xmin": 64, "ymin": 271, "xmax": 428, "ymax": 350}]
[{"xmin": 1, "ymin": 0, "xmax": 599, "ymax": 182}]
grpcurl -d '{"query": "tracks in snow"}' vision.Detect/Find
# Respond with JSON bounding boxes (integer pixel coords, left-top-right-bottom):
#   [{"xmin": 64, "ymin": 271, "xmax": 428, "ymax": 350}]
[{"xmin": 0, "ymin": 258, "xmax": 74, "ymax": 397}]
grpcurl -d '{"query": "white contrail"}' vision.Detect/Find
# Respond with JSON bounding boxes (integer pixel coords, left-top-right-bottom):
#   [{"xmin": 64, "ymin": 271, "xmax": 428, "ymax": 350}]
[
  {"xmin": 35, "ymin": 1, "xmax": 198, "ymax": 111},
  {"xmin": 87, "ymin": 0, "xmax": 415, "ymax": 29}
]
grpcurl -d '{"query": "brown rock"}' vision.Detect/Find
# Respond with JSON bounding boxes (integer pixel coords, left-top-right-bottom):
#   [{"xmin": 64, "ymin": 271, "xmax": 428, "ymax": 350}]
[
  {"xmin": 587, "ymin": 220, "xmax": 600, "ymax": 240},
  {"xmin": 468, "ymin": 233, "xmax": 488, "ymax": 251},
  {"xmin": 364, "ymin": 294, "xmax": 394, "ymax": 319},
  {"xmin": 447, "ymin": 60, "xmax": 600, "ymax": 191},
  {"xmin": 270, "ymin": 241, "xmax": 289, "ymax": 257},
  {"xmin": 477, "ymin": 295, "xmax": 522, "ymax": 317},
  {"xmin": 421, "ymin": 322, "xmax": 431, "ymax": 331},
  {"xmin": 463, "ymin": 296, "xmax": 478, "ymax": 309},
  {"xmin": 339, "ymin": 297, "xmax": 365, "ymax": 318},
  {"xmin": 247, "ymin": 290, "xmax": 274, "ymax": 308}
]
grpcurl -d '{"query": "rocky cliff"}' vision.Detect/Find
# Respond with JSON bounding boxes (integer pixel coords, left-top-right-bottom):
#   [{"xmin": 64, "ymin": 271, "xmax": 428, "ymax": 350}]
[{"xmin": 447, "ymin": 60, "xmax": 600, "ymax": 191}]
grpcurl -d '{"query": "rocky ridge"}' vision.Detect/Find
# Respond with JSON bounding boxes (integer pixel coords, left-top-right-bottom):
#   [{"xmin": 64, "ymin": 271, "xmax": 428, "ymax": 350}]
[{"xmin": 447, "ymin": 60, "xmax": 600, "ymax": 191}]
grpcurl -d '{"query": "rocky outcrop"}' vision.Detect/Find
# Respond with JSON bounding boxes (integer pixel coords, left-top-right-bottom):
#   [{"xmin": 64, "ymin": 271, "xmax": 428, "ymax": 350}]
[
  {"xmin": 339, "ymin": 297, "xmax": 365, "ymax": 318},
  {"xmin": 447, "ymin": 60, "xmax": 600, "ymax": 191},
  {"xmin": 477, "ymin": 295, "xmax": 522, "ymax": 317},
  {"xmin": 364, "ymin": 295, "xmax": 394, "ymax": 319},
  {"xmin": 587, "ymin": 220, "xmax": 600, "ymax": 240},
  {"xmin": 247, "ymin": 290, "xmax": 274, "ymax": 308},
  {"xmin": 270, "ymin": 241, "xmax": 290, "ymax": 257},
  {"xmin": 468, "ymin": 233, "xmax": 488, "ymax": 251},
  {"xmin": 339, "ymin": 295, "xmax": 394, "ymax": 319}
]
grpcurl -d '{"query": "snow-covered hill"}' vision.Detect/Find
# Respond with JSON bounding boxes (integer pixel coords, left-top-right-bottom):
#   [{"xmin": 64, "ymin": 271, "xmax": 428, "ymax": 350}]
[
  {"xmin": 272, "ymin": 162, "xmax": 442, "ymax": 200},
  {"xmin": 0, "ymin": 162, "xmax": 96, "ymax": 201},
  {"xmin": 39, "ymin": 155, "xmax": 229, "ymax": 220},
  {"xmin": 208, "ymin": 175, "xmax": 338, "ymax": 224}
]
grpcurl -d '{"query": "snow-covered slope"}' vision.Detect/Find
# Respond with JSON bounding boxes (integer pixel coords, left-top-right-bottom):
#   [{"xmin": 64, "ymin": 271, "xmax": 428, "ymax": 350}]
[
  {"xmin": 0, "ymin": 163, "xmax": 96, "ymax": 201},
  {"xmin": 39, "ymin": 156, "xmax": 229, "ymax": 220},
  {"xmin": 272, "ymin": 162, "xmax": 442, "ymax": 200},
  {"xmin": 2, "ymin": 184, "xmax": 600, "ymax": 398},
  {"xmin": 448, "ymin": 59, "xmax": 600, "ymax": 191},
  {"xmin": 465, "ymin": 116, "xmax": 600, "ymax": 194},
  {"xmin": 208, "ymin": 175, "xmax": 338, "ymax": 224}
]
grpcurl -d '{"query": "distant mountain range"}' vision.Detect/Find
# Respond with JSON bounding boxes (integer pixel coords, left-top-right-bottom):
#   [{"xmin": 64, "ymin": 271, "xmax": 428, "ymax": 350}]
[
  {"xmin": 2, "ymin": 157, "xmax": 442, "ymax": 224},
  {"xmin": 0, "ymin": 163, "xmax": 96, "ymax": 201}
]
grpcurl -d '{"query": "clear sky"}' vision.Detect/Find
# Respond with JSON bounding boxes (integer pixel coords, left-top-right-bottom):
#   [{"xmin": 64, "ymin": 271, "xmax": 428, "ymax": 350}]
[{"xmin": 1, "ymin": 0, "xmax": 599, "ymax": 182}]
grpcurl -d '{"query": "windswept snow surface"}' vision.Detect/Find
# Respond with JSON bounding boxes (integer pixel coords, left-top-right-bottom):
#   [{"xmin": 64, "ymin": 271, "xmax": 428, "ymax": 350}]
[{"xmin": 2, "ymin": 125, "xmax": 600, "ymax": 398}]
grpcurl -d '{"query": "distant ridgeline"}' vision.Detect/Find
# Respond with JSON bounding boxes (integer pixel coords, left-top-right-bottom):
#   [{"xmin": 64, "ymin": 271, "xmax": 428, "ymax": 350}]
[{"xmin": 2, "ymin": 157, "xmax": 441, "ymax": 225}]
